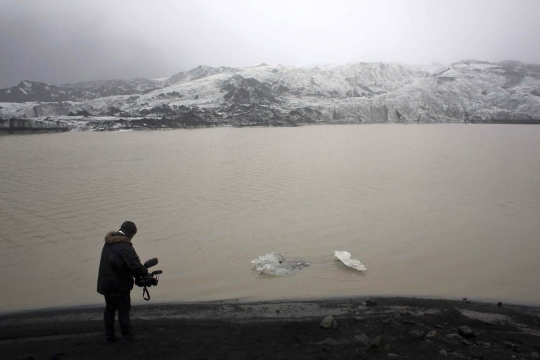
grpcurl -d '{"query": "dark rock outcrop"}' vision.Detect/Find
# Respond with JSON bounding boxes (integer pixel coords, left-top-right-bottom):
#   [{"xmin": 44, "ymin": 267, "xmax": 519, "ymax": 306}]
[
  {"xmin": 221, "ymin": 75, "xmax": 280, "ymax": 105},
  {"xmin": 0, "ymin": 117, "xmax": 70, "ymax": 133}
]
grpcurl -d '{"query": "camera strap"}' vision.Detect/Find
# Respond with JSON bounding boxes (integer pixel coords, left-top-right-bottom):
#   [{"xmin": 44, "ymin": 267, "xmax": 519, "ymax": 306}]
[{"xmin": 143, "ymin": 284, "xmax": 151, "ymax": 301}]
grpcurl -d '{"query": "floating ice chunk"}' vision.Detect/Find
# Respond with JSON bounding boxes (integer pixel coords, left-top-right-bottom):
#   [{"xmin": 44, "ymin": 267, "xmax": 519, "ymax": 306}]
[
  {"xmin": 251, "ymin": 252, "xmax": 309, "ymax": 276},
  {"xmin": 334, "ymin": 250, "xmax": 366, "ymax": 271}
]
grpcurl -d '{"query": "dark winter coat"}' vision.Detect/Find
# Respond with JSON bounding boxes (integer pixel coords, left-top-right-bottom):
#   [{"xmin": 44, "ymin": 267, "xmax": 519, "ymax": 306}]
[{"xmin": 97, "ymin": 231, "xmax": 148, "ymax": 295}]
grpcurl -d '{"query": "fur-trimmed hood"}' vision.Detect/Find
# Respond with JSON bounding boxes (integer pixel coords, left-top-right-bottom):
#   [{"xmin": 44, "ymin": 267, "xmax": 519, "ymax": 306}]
[{"xmin": 104, "ymin": 231, "xmax": 132, "ymax": 244}]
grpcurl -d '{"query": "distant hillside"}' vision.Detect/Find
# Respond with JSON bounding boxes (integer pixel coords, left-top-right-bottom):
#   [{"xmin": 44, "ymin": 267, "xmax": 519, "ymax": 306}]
[{"xmin": 0, "ymin": 79, "xmax": 163, "ymax": 102}]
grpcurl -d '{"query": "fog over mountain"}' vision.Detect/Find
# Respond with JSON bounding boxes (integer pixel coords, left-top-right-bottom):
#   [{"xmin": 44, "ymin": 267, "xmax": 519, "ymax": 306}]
[{"xmin": 1, "ymin": 0, "xmax": 540, "ymax": 88}]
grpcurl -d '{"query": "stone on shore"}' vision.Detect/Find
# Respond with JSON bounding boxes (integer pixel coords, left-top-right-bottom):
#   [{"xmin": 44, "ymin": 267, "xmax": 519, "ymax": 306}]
[
  {"xmin": 408, "ymin": 330, "xmax": 425, "ymax": 340},
  {"xmin": 439, "ymin": 350, "xmax": 448, "ymax": 356},
  {"xmin": 503, "ymin": 341, "xmax": 522, "ymax": 352},
  {"xmin": 366, "ymin": 298, "xmax": 377, "ymax": 306},
  {"xmin": 388, "ymin": 354, "xmax": 400, "ymax": 358},
  {"xmin": 316, "ymin": 338, "xmax": 350, "ymax": 346},
  {"xmin": 531, "ymin": 352, "xmax": 540, "ymax": 359},
  {"xmin": 320, "ymin": 315, "xmax": 337, "ymax": 329},
  {"xmin": 354, "ymin": 334, "xmax": 370, "ymax": 346},
  {"xmin": 458, "ymin": 326, "xmax": 476, "ymax": 338},
  {"xmin": 425, "ymin": 330, "xmax": 437, "ymax": 339},
  {"xmin": 366, "ymin": 337, "xmax": 387, "ymax": 352}
]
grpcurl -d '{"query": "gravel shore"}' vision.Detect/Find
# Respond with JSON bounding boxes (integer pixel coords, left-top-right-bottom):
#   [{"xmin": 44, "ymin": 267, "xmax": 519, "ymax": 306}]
[{"xmin": 2, "ymin": 297, "xmax": 540, "ymax": 360}]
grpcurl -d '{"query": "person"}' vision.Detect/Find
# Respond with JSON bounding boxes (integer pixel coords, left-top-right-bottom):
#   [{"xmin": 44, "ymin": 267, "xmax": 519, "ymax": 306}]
[{"xmin": 97, "ymin": 221, "xmax": 148, "ymax": 343}]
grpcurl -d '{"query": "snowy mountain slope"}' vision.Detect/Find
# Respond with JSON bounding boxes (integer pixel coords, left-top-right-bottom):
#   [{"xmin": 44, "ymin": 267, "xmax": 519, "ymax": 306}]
[
  {"xmin": 164, "ymin": 65, "xmax": 239, "ymax": 86},
  {"xmin": 2, "ymin": 60, "xmax": 539, "ymax": 129},
  {"xmin": 61, "ymin": 78, "xmax": 163, "ymax": 96}
]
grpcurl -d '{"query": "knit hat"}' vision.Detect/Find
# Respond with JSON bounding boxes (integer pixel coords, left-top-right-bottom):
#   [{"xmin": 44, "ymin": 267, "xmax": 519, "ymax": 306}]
[{"xmin": 120, "ymin": 221, "xmax": 137, "ymax": 239}]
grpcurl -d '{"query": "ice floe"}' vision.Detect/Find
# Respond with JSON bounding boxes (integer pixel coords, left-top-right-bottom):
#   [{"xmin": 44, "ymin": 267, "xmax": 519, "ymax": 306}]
[
  {"xmin": 334, "ymin": 250, "xmax": 366, "ymax": 271},
  {"xmin": 251, "ymin": 252, "xmax": 309, "ymax": 276}
]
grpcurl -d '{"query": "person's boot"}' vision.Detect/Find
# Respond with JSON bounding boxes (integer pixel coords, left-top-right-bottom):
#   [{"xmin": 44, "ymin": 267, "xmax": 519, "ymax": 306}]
[
  {"xmin": 121, "ymin": 334, "xmax": 145, "ymax": 344},
  {"xmin": 100, "ymin": 335, "xmax": 117, "ymax": 345}
]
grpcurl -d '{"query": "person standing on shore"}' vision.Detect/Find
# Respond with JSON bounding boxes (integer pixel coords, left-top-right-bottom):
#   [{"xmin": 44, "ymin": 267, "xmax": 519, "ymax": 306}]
[{"xmin": 97, "ymin": 221, "xmax": 148, "ymax": 343}]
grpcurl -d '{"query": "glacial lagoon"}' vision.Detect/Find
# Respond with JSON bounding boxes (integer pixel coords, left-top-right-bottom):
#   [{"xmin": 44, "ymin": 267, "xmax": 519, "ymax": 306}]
[{"xmin": 1, "ymin": 124, "xmax": 540, "ymax": 313}]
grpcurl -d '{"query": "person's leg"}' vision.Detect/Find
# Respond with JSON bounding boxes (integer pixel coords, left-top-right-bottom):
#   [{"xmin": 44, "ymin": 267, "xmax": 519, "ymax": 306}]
[
  {"xmin": 104, "ymin": 295, "xmax": 119, "ymax": 342},
  {"xmin": 117, "ymin": 293, "xmax": 132, "ymax": 338}
]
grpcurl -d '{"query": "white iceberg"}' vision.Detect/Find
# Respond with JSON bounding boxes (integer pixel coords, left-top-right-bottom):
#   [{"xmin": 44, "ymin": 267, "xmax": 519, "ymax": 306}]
[
  {"xmin": 251, "ymin": 252, "xmax": 309, "ymax": 276},
  {"xmin": 334, "ymin": 250, "xmax": 366, "ymax": 271}
]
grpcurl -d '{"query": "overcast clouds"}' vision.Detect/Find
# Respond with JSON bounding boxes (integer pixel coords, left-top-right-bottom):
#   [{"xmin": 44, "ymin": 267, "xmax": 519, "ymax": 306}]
[{"xmin": 1, "ymin": 0, "xmax": 539, "ymax": 87}]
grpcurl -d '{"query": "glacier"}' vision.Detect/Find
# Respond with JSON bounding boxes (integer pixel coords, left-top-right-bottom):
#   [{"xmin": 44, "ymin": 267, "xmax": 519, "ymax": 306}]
[{"xmin": 1, "ymin": 60, "xmax": 540, "ymax": 131}]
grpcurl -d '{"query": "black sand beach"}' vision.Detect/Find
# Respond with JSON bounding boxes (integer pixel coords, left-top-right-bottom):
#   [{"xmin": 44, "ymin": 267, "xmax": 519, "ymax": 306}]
[{"xmin": 1, "ymin": 297, "xmax": 540, "ymax": 360}]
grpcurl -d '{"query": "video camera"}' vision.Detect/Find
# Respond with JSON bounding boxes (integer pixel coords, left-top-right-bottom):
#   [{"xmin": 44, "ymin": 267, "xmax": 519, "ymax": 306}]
[{"xmin": 135, "ymin": 258, "xmax": 163, "ymax": 301}]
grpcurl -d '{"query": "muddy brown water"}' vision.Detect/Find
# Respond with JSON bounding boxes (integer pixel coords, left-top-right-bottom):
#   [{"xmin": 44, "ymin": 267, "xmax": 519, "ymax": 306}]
[{"xmin": 1, "ymin": 124, "xmax": 540, "ymax": 313}]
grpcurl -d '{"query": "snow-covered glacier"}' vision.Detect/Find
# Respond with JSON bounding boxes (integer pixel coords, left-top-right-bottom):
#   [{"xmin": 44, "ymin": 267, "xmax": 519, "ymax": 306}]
[{"xmin": 1, "ymin": 60, "xmax": 539, "ymax": 131}]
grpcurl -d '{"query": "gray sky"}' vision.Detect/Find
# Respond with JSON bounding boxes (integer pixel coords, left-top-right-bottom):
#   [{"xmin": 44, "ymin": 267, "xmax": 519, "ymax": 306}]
[{"xmin": 1, "ymin": 0, "xmax": 539, "ymax": 87}]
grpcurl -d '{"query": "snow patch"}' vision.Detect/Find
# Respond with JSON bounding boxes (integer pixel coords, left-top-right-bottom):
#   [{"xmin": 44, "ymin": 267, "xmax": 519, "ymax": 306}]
[{"xmin": 458, "ymin": 309, "xmax": 511, "ymax": 324}]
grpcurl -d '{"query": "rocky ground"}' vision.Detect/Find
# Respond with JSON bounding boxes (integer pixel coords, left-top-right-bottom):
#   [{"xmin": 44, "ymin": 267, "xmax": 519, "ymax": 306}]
[{"xmin": 1, "ymin": 297, "xmax": 540, "ymax": 360}]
